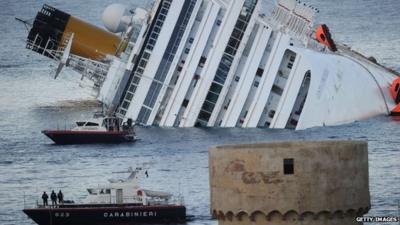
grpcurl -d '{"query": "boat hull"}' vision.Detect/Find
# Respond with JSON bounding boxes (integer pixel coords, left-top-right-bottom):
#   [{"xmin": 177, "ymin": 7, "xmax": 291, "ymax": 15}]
[
  {"xmin": 42, "ymin": 130, "xmax": 136, "ymax": 144},
  {"xmin": 23, "ymin": 205, "xmax": 186, "ymax": 225}
]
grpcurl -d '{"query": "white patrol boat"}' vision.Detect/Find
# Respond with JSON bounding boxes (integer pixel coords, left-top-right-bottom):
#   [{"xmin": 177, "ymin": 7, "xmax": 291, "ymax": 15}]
[{"xmin": 23, "ymin": 167, "xmax": 186, "ymax": 225}]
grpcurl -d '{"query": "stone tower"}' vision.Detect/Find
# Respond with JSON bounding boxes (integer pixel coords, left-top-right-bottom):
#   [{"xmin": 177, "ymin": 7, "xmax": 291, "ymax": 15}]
[{"xmin": 209, "ymin": 141, "xmax": 370, "ymax": 225}]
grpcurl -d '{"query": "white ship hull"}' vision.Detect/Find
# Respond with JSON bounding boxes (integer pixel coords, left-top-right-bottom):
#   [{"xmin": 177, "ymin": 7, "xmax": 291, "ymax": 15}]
[{"xmin": 24, "ymin": 0, "xmax": 400, "ymax": 130}]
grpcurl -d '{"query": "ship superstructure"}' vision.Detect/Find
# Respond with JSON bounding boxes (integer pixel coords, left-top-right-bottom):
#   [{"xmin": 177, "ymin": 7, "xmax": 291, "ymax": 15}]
[{"xmin": 22, "ymin": 0, "xmax": 400, "ymax": 130}]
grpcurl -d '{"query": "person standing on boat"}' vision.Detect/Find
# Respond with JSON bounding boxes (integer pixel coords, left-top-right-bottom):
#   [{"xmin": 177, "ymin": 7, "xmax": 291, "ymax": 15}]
[
  {"xmin": 57, "ymin": 190, "xmax": 64, "ymax": 205},
  {"xmin": 41, "ymin": 192, "xmax": 48, "ymax": 207},
  {"xmin": 50, "ymin": 190, "xmax": 57, "ymax": 207}
]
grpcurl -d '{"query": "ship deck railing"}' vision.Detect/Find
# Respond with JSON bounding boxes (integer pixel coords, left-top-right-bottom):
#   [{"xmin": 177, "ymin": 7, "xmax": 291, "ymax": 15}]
[
  {"xmin": 33, "ymin": 202, "xmax": 144, "ymax": 209},
  {"xmin": 25, "ymin": 194, "xmax": 184, "ymax": 209},
  {"xmin": 29, "ymin": 201, "xmax": 183, "ymax": 209}
]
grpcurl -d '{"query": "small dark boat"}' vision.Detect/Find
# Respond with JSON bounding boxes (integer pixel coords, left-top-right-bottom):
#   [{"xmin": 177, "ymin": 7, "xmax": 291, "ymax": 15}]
[
  {"xmin": 23, "ymin": 167, "xmax": 186, "ymax": 225},
  {"xmin": 42, "ymin": 117, "xmax": 136, "ymax": 144}
]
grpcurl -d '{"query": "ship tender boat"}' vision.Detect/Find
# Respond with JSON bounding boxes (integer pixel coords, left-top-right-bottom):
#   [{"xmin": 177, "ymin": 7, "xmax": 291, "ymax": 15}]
[
  {"xmin": 42, "ymin": 117, "xmax": 136, "ymax": 144},
  {"xmin": 20, "ymin": 0, "xmax": 400, "ymax": 130},
  {"xmin": 23, "ymin": 167, "xmax": 186, "ymax": 225}
]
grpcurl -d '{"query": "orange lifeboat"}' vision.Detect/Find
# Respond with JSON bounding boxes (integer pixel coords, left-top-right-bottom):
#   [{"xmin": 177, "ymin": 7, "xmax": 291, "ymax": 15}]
[
  {"xmin": 315, "ymin": 24, "xmax": 337, "ymax": 52},
  {"xmin": 390, "ymin": 77, "xmax": 400, "ymax": 115}
]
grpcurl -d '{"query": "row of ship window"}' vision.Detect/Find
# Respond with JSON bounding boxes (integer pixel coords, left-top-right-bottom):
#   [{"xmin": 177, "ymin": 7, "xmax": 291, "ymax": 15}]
[
  {"xmin": 137, "ymin": 0, "xmax": 198, "ymax": 123},
  {"xmin": 121, "ymin": 0, "xmax": 258, "ymax": 122},
  {"xmin": 168, "ymin": 0, "xmax": 257, "ymax": 123},
  {"xmin": 197, "ymin": 1, "xmax": 256, "ymax": 124},
  {"xmin": 117, "ymin": 1, "xmax": 172, "ymax": 115}
]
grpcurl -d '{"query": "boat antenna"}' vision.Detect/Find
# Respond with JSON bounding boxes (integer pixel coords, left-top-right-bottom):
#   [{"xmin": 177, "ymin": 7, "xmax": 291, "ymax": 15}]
[
  {"xmin": 127, "ymin": 169, "xmax": 138, "ymax": 181},
  {"xmin": 15, "ymin": 17, "xmax": 33, "ymax": 31},
  {"xmin": 101, "ymin": 99, "xmax": 105, "ymax": 115},
  {"xmin": 23, "ymin": 191, "xmax": 26, "ymax": 209}
]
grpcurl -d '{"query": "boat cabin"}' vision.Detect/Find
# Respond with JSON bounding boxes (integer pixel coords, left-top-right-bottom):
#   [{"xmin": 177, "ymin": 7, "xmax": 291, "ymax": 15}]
[
  {"xmin": 72, "ymin": 117, "xmax": 135, "ymax": 132},
  {"xmin": 83, "ymin": 167, "xmax": 177, "ymax": 206},
  {"xmin": 85, "ymin": 187, "xmax": 172, "ymax": 206}
]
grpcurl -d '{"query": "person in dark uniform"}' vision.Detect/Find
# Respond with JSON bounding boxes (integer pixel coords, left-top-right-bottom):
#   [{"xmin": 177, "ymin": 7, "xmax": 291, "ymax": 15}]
[
  {"xmin": 50, "ymin": 190, "xmax": 57, "ymax": 207},
  {"xmin": 41, "ymin": 192, "xmax": 48, "ymax": 207},
  {"xmin": 57, "ymin": 190, "xmax": 64, "ymax": 205}
]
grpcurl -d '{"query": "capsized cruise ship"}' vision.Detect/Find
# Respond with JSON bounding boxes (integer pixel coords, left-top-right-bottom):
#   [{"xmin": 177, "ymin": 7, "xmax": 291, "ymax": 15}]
[{"xmin": 21, "ymin": 0, "xmax": 400, "ymax": 130}]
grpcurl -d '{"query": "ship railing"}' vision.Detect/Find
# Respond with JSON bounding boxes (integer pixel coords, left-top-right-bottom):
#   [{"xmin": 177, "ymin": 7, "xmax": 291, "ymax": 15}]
[
  {"xmin": 35, "ymin": 204, "xmax": 70, "ymax": 209},
  {"xmin": 304, "ymin": 27, "xmax": 399, "ymax": 77},
  {"xmin": 26, "ymin": 38, "xmax": 64, "ymax": 60},
  {"xmin": 66, "ymin": 54, "xmax": 110, "ymax": 87},
  {"xmin": 120, "ymin": 196, "xmax": 144, "ymax": 203},
  {"xmin": 52, "ymin": 121, "xmax": 74, "ymax": 131},
  {"xmin": 161, "ymin": 195, "xmax": 185, "ymax": 206},
  {"xmin": 105, "ymin": 195, "xmax": 144, "ymax": 204},
  {"xmin": 268, "ymin": 6, "xmax": 314, "ymax": 44},
  {"xmin": 25, "ymin": 197, "xmax": 75, "ymax": 209},
  {"xmin": 115, "ymin": 195, "xmax": 183, "ymax": 206},
  {"xmin": 336, "ymin": 43, "xmax": 400, "ymax": 77},
  {"xmin": 26, "ymin": 34, "xmax": 111, "ymax": 90},
  {"xmin": 87, "ymin": 195, "xmax": 147, "ymax": 205},
  {"xmin": 120, "ymin": 42, "xmax": 135, "ymax": 62},
  {"xmin": 25, "ymin": 195, "xmax": 183, "ymax": 209},
  {"xmin": 30, "ymin": 197, "xmax": 144, "ymax": 208}
]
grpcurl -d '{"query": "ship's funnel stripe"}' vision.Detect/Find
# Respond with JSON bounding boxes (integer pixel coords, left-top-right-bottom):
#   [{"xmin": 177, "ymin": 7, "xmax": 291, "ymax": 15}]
[{"xmin": 26, "ymin": 4, "xmax": 125, "ymax": 61}]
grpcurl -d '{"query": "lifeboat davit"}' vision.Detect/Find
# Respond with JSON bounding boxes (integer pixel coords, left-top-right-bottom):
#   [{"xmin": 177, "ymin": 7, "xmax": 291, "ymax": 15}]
[
  {"xmin": 390, "ymin": 78, "xmax": 400, "ymax": 115},
  {"xmin": 315, "ymin": 24, "xmax": 337, "ymax": 52}
]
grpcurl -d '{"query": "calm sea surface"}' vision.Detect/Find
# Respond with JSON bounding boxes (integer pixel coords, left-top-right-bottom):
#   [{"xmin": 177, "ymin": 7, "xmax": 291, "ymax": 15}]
[{"xmin": 0, "ymin": 0, "xmax": 399, "ymax": 224}]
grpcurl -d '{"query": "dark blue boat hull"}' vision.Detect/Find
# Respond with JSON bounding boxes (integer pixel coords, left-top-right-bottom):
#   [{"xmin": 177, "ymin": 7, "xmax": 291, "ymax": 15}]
[
  {"xmin": 23, "ymin": 205, "xmax": 186, "ymax": 225},
  {"xmin": 42, "ymin": 130, "xmax": 135, "ymax": 145}
]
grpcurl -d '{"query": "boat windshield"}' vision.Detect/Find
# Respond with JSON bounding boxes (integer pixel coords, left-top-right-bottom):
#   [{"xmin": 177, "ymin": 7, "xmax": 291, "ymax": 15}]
[
  {"xmin": 76, "ymin": 122, "xmax": 99, "ymax": 127},
  {"xmin": 87, "ymin": 188, "xmax": 111, "ymax": 195},
  {"xmin": 85, "ymin": 122, "xmax": 99, "ymax": 126}
]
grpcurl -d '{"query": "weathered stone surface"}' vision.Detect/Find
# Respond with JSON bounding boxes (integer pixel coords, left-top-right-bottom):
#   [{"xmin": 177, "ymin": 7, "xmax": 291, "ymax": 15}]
[{"xmin": 209, "ymin": 141, "xmax": 370, "ymax": 225}]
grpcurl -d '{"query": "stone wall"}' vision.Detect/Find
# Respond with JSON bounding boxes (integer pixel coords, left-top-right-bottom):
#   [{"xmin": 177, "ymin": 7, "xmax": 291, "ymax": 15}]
[{"xmin": 209, "ymin": 141, "xmax": 370, "ymax": 225}]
